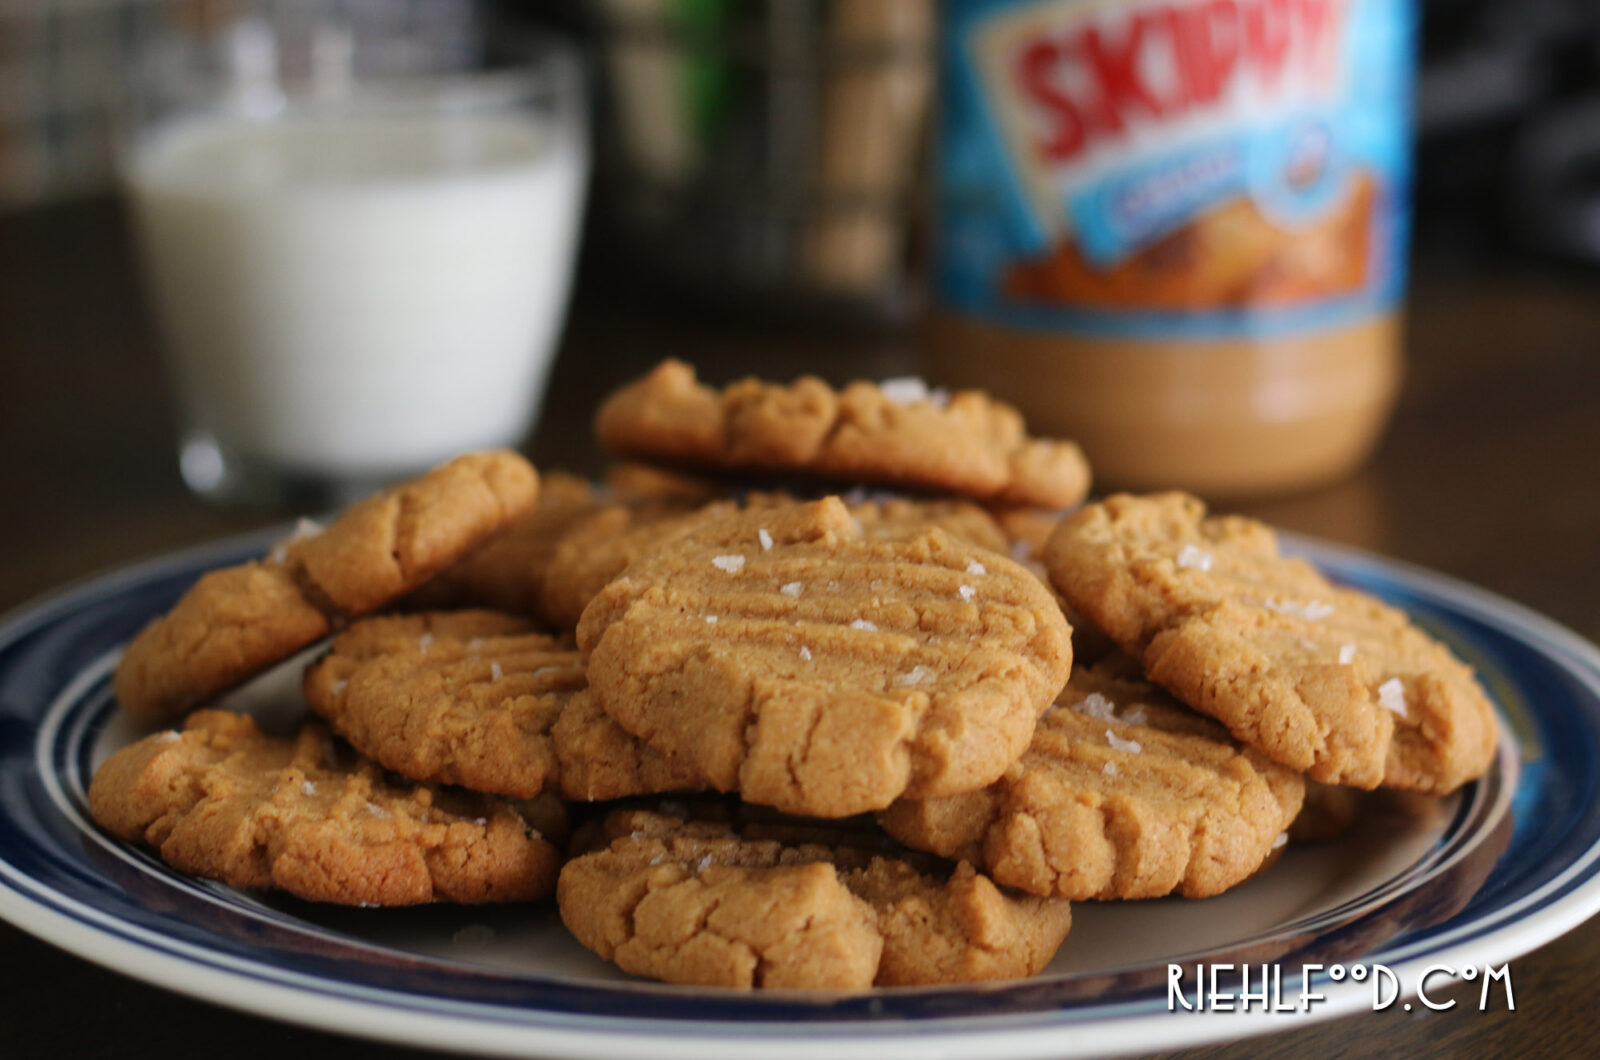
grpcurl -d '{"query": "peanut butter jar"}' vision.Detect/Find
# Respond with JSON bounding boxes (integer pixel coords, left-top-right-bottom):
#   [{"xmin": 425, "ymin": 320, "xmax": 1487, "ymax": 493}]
[{"xmin": 929, "ymin": 0, "xmax": 1415, "ymax": 497}]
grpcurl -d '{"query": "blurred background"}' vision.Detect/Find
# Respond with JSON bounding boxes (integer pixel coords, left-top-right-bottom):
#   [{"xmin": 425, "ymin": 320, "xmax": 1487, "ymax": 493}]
[
  {"xmin": 0, "ymin": 0, "xmax": 1597, "ymax": 617},
  {"xmin": 6, "ymin": 0, "xmax": 1600, "ymax": 261}
]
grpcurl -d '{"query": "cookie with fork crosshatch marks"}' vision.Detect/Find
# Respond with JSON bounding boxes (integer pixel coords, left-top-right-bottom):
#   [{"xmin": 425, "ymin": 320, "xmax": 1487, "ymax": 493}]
[
  {"xmin": 576, "ymin": 497, "xmax": 1074, "ymax": 818},
  {"xmin": 88, "ymin": 710, "xmax": 559, "ymax": 905},
  {"xmin": 1042, "ymin": 492, "xmax": 1499, "ymax": 792},
  {"xmin": 304, "ymin": 611, "xmax": 703, "ymax": 802},
  {"xmin": 540, "ymin": 491, "xmax": 1012, "ymax": 633},
  {"xmin": 879, "ymin": 663, "xmax": 1305, "ymax": 900},
  {"xmin": 304, "ymin": 611, "xmax": 582, "ymax": 800}
]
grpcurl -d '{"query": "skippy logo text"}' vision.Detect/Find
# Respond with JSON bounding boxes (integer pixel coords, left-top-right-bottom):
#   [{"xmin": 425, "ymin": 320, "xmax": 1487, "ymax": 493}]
[
  {"xmin": 939, "ymin": 0, "xmax": 1410, "ymax": 329},
  {"xmin": 997, "ymin": 0, "xmax": 1347, "ymax": 166},
  {"xmin": 967, "ymin": 0, "xmax": 1356, "ymax": 241}
]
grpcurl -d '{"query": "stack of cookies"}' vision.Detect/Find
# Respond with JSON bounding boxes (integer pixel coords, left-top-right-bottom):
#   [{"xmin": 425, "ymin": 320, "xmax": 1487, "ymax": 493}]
[{"xmin": 89, "ymin": 359, "xmax": 1500, "ymax": 991}]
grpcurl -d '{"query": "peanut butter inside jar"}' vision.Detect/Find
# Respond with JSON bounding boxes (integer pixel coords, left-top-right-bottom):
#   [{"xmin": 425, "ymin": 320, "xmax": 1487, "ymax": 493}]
[{"xmin": 929, "ymin": 312, "xmax": 1402, "ymax": 498}]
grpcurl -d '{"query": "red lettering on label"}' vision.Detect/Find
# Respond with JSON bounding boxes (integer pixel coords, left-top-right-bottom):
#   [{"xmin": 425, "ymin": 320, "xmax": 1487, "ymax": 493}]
[
  {"xmin": 1011, "ymin": 0, "xmax": 1346, "ymax": 165},
  {"xmin": 1244, "ymin": 0, "xmax": 1292, "ymax": 89},
  {"xmin": 1018, "ymin": 38, "xmax": 1087, "ymax": 160},
  {"xmin": 1079, "ymin": 17, "xmax": 1165, "ymax": 135},
  {"xmin": 1176, "ymin": 1, "xmax": 1241, "ymax": 106},
  {"xmin": 1296, "ymin": 0, "xmax": 1344, "ymax": 88}
]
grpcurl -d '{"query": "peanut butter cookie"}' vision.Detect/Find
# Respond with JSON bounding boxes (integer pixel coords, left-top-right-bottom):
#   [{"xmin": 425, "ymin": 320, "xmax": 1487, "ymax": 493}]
[
  {"xmin": 577, "ymin": 498, "xmax": 1073, "ymax": 817},
  {"xmin": 304, "ymin": 611, "xmax": 581, "ymax": 799},
  {"xmin": 406, "ymin": 469, "xmax": 596, "ymax": 616},
  {"xmin": 88, "ymin": 710, "xmax": 558, "ymax": 905},
  {"xmin": 305, "ymin": 611, "xmax": 703, "ymax": 801},
  {"xmin": 558, "ymin": 808, "xmax": 1070, "ymax": 988},
  {"xmin": 115, "ymin": 451, "xmax": 539, "ymax": 723},
  {"xmin": 539, "ymin": 498, "xmax": 749, "ymax": 631},
  {"xmin": 879, "ymin": 665, "xmax": 1304, "ymax": 899},
  {"xmin": 1043, "ymin": 493, "xmax": 1499, "ymax": 792},
  {"xmin": 550, "ymin": 689, "xmax": 706, "ymax": 801},
  {"xmin": 594, "ymin": 360, "xmax": 1091, "ymax": 508},
  {"xmin": 541, "ymin": 492, "xmax": 1010, "ymax": 633}
]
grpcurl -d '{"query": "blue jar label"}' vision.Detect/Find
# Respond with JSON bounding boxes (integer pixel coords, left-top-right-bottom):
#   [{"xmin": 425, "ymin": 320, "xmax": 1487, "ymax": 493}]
[{"xmin": 937, "ymin": 0, "xmax": 1414, "ymax": 339}]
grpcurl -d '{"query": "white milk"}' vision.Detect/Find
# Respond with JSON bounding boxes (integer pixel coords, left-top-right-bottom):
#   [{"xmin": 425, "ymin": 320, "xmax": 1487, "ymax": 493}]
[{"xmin": 129, "ymin": 108, "xmax": 587, "ymax": 478}]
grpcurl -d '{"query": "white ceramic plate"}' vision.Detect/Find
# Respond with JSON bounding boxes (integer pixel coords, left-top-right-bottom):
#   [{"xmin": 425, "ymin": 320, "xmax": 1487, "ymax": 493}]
[{"xmin": 1, "ymin": 530, "xmax": 1596, "ymax": 1059}]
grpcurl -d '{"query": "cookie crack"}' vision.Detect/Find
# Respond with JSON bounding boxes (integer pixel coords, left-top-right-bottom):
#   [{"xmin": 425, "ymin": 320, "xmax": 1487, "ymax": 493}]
[
  {"xmin": 285, "ymin": 560, "xmax": 346, "ymax": 622},
  {"xmin": 391, "ymin": 491, "xmax": 421, "ymax": 583},
  {"xmin": 784, "ymin": 700, "xmax": 828, "ymax": 803}
]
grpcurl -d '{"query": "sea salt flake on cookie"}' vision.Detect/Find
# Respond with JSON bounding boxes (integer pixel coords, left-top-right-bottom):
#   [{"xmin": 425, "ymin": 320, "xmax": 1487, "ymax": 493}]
[
  {"xmin": 893, "ymin": 666, "xmax": 935, "ymax": 687},
  {"xmin": 1072, "ymin": 693, "xmax": 1117, "ymax": 721},
  {"xmin": 878, "ymin": 376, "xmax": 952, "ymax": 411},
  {"xmin": 1263, "ymin": 597, "xmax": 1334, "ymax": 621},
  {"xmin": 1105, "ymin": 730, "xmax": 1142, "ymax": 754},
  {"xmin": 1378, "ymin": 678, "xmax": 1408, "ymax": 717}
]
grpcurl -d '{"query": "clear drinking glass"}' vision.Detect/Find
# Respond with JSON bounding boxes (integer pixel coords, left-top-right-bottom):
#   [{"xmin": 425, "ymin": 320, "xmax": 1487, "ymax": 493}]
[{"xmin": 124, "ymin": 21, "xmax": 588, "ymax": 507}]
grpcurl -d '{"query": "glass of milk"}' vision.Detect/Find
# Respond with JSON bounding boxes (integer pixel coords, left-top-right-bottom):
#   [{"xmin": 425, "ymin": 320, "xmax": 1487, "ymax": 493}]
[{"xmin": 125, "ymin": 22, "xmax": 588, "ymax": 506}]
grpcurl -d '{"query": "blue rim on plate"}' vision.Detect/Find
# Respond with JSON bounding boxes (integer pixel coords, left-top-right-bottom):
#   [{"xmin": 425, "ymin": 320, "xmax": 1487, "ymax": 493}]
[{"xmin": 0, "ymin": 529, "xmax": 1598, "ymax": 1059}]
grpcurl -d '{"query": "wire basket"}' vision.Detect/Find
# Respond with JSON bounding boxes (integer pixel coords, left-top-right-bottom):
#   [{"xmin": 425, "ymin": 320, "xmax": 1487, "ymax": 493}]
[{"xmin": 592, "ymin": 0, "xmax": 935, "ymax": 317}]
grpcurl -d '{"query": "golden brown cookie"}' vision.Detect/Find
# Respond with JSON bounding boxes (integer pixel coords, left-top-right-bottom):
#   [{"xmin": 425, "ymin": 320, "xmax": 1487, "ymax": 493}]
[
  {"xmin": 879, "ymin": 665, "xmax": 1305, "ymax": 900},
  {"xmin": 115, "ymin": 451, "xmax": 540, "ymax": 724},
  {"xmin": 852, "ymin": 494, "xmax": 1011, "ymax": 553},
  {"xmin": 539, "ymin": 498, "xmax": 748, "ymax": 631},
  {"xmin": 995, "ymin": 507, "xmax": 1122, "ymax": 667},
  {"xmin": 541, "ymin": 492, "xmax": 1010, "ymax": 634},
  {"xmin": 595, "ymin": 360, "xmax": 1091, "ymax": 508},
  {"xmin": 112, "ymin": 563, "xmax": 333, "ymax": 727},
  {"xmin": 577, "ymin": 498, "xmax": 1074, "ymax": 817},
  {"xmin": 304, "ymin": 611, "xmax": 704, "ymax": 802},
  {"xmin": 87, "ymin": 710, "xmax": 558, "ymax": 905},
  {"xmin": 406, "ymin": 470, "xmax": 596, "ymax": 616},
  {"xmin": 558, "ymin": 809, "xmax": 1070, "ymax": 988},
  {"xmin": 1043, "ymin": 493, "xmax": 1500, "ymax": 792},
  {"xmin": 604, "ymin": 462, "xmax": 730, "ymax": 506},
  {"xmin": 550, "ymin": 689, "xmax": 706, "ymax": 801},
  {"xmin": 304, "ymin": 611, "xmax": 582, "ymax": 799}
]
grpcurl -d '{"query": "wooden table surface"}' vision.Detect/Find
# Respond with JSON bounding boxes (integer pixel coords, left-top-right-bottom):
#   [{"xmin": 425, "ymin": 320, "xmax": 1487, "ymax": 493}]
[{"xmin": 1, "ymin": 199, "xmax": 1597, "ymax": 1059}]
